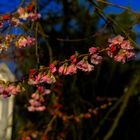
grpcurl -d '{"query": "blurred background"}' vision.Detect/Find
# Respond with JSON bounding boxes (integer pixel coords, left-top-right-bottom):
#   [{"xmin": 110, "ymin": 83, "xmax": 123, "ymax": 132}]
[{"xmin": 0, "ymin": 0, "xmax": 140, "ymax": 140}]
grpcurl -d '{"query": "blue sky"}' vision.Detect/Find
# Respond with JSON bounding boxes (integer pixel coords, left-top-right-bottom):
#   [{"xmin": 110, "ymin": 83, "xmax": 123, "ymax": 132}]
[
  {"xmin": 104, "ymin": 0, "xmax": 140, "ymax": 13},
  {"xmin": 0, "ymin": 0, "xmax": 20, "ymax": 14},
  {"xmin": 0, "ymin": 0, "xmax": 140, "ymax": 13}
]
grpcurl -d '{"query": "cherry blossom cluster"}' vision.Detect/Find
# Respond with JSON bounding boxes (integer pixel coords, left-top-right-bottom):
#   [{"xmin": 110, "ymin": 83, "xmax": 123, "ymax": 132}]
[
  {"xmin": 17, "ymin": 6, "xmax": 41, "ymax": 21},
  {"xmin": 15, "ymin": 35, "xmax": 35, "ymax": 48},
  {"xmin": 0, "ymin": 34, "xmax": 35, "ymax": 52},
  {"xmin": 26, "ymin": 35, "xmax": 135, "ymax": 111},
  {"xmin": 28, "ymin": 86, "xmax": 51, "ymax": 112},
  {"xmin": 0, "ymin": 16, "xmax": 21, "ymax": 28},
  {"xmin": 19, "ymin": 96, "xmax": 115, "ymax": 140},
  {"xmin": 0, "ymin": 34, "xmax": 14, "ymax": 52},
  {"xmin": 28, "ymin": 68, "xmax": 56, "ymax": 85},
  {"xmin": 0, "ymin": 82, "xmax": 22, "ymax": 98},
  {"xmin": 27, "ymin": 47, "xmax": 103, "ymax": 111},
  {"xmin": 0, "ymin": 35, "xmax": 135, "ymax": 112},
  {"xmin": 0, "ymin": 3, "xmax": 39, "ymax": 52},
  {"xmin": 28, "ymin": 68, "xmax": 55, "ymax": 111},
  {"xmin": 107, "ymin": 35, "xmax": 135, "ymax": 63},
  {"xmin": 0, "ymin": 4, "xmax": 41, "ymax": 29},
  {"xmin": 58, "ymin": 47, "xmax": 103, "ymax": 75}
]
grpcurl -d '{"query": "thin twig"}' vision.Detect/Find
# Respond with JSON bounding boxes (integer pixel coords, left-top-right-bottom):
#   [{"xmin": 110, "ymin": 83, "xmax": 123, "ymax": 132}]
[
  {"xmin": 38, "ymin": 23, "xmax": 53, "ymax": 63},
  {"xmin": 44, "ymin": 115, "xmax": 57, "ymax": 135},
  {"xmin": 92, "ymin": 92, "xmax": 124, "ymax": 139},
  {"xmin": 96, "ymin": 0, "xmax": 130, "ymax": 11},
  {"xmin": 37, "ymin": 22, "xmax": 109, "ymax": 43},
  {"xmin": 35, "ymin": 22, "xmax": 40, "ymax": 67}
]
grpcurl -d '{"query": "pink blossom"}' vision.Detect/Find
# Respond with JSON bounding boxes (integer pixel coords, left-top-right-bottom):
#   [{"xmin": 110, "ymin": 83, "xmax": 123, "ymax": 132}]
[
  {"xmin": 113, "ymin": 49, "xmax": 135, "ymax": 64},
  {"xmin": 35, "ymin": 73, "xmax": 41, "ymax": 81},
  {"xmin": 20, "ymin": 13, "xmax": 29, "ymax": 20},
  {"xmin": 37, "ymin": 86, "xmax": 51, "ymax": 95},
  {"xmin": 15, "ymin": 36, "xmax": 35, "ymax": 48},
  {"xmin": 126, "ymin": 50, "xmax": 135, "ymax": 59},
  {"xmin": 7, "ymin": 85, "xmax": 18, "ymax": 95},
  {"xmin": 28, "ymin": 89, "xmax": 47, "ymax": 112},
  {"xmin": 31, "ymin": 93, "xmax": 40, "ymax": 99},
  {"xmin": 31, "ymin": 74, "xmax": 44, "ymax": 84},
  {"xmin": 29, "ymin": 69, "xmax": 37, "ymax": 75},
  {"xmin": 28, "ymin": 94, "xmax": 46, "ymax": 112},
  {"xmin": 46, "ymin": 73, "xmax": 56, "ymax": 84},
  {"xmin": 0, "ymin": 84, "xmax": 21, "ymax": 97},
  {"xmin": 26, "ymin": 36, "xmax": 35, "ymax": 46},
  {"xmin": 2, "ymin": 90, "xmax": 9, "ymax": 98},
  {"xmin": 28, "ymin": 106, "xmax": 36, "ymax": 112},
  {"xmin": 41, "ymin": 89, "xmax": 51, "ymax": 95},
  {"xmin": 17, "ymin": 7, "xmax": 29, "ymax": 20},
  {"xmin": 17, "ymin": 7, "xmax": 41, "ymax": 21},
  {"xmin": 90, "ymin": 54, "xmax": 103, "ymax": 65},
  {"xmin": 28, "ymin": 73, "xmax": 56, "ymax": 85},
  {"xmin": 89, "ymin": 47, "xmax": 97, "ymax": 54},
  {"xmin": 35, "ymin": 73, "xmax": 47, "ymax": 83},
  {"xmin": 28, "ymin": 13, "xmax": 41, "ymax": 21},
  {"xmin": 28, "ymin": 78, "xmax": 38, "ymax": 85},
  {"xmin": 107, "ymin": 35, "xmax": 135, "ymax": 63},
  {"xmin": 70, "ymin": 55, "xmax": 77, "ymax": 64},
  {"xmin": 107, "ymin": 45, "xmax": 116, "ymax": 58},
  {"xmin": 58, "ymin": 64, "xmax": 68, "ymax": 75},
  {"xmin": 29, "ymin": 99, "xmax": 41, "ymax": 106},
  {"xmin": 66, "ymin": 64, "xmax": 77, "ymax": 75},
  {"xmin": 49, "ymin": 64, "xmax": 57, "ymax": 73},
  {"xmin": 35, "ymin": 106, "xmax": 46, "ymax": 111},
  {"xmin": 114, "ymin": 54, "xmax": 126, "ymax": 64},
  {"xmin": 121, "ymin": 40, "xmax": 132, "ymax": 50},
  {"xmin": 16, "ymin": 37, "xmax": 27, "ymax": 48},
  {"xmin": 17, "ymin": 7, "xmax": 25, "ymax": 15},
  {"xmin": 44, "ymin": 89, "xmax": 51, "ymax": 95},
  {"xmin": 108, "ymin": 35, "xmax": 124, "ymax": 45},
  {"xmin": 76, "ymin": 59, "xmax": 94, "ymax": 72},
  {"xmin": 37, "ymin": 86, "xmax": 45, "ymax": 94}
]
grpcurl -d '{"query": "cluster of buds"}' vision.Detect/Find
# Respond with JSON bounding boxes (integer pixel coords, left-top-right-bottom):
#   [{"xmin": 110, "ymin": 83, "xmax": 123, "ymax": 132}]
[
  {"xmin": 0, "ymin": 3, "xmax": 41, "ymax": 26},
  {"xmin": 15, "ymin": 35, "xmax": 35, "ymax": 48},
  {"xmin": 0, "ymin": 34, "xmax": 35, "ymax": 52},
  {"xmin": 28, "ymin": 68, "xmax": 54, "ymax": 112},
  {"xmin": 28, "ymin": 68, "xmax": 56, "ymax": 85},
  {"xmin": 58, "ymin": 47, "xmax": 102, "ymax": 75},
  {"xmin": 17, "ymin": 6, "xmax": 41, "ymax": 21},
  {"xmin": 28, "ymin": 86, "xmax": 51, "ymax": 112},
  {"xmin": 28, "ymin": 47, "xmax": 103, "ymax": 80},
  {"xmin": 0, "ymin": 34, "xmax": 15, "ymax": 52},
  {"xmin": 0, "ymin": 3, "xmax": 39, "ymax": 52},
  {"xmin": 47, "ymin": 98, "xmax": 113, "ymax": 124},
  {"xmin": 0, "ymin": 83, "xmax": 22, "ymax": 98},
  {"xmin": 107, "ymin": 35, "xmax": 135, "ymax": 63}
]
